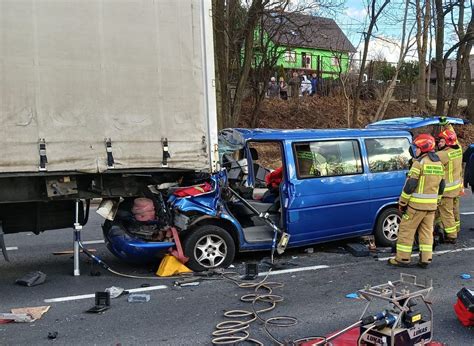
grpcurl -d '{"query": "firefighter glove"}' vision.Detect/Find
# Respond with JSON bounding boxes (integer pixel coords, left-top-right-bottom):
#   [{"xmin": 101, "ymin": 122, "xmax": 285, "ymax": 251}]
[{"xmin": 439, "ymin": 116, "xmax": 449, "ymax": 126}]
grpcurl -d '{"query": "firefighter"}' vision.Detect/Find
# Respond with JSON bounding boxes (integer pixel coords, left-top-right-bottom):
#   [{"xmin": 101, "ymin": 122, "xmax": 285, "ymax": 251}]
[
  {"xmin": 389, "ymin": 134, "xmax": 445, "ymax": 268},
  {"xmin": 436, "ymin": 125, "xmax": 463, "ymax": 243}
]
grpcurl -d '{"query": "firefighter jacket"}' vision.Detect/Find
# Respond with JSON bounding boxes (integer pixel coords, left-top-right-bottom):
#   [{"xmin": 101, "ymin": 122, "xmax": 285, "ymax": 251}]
[
  {"xmin": 437, "ymin": 147, "xmax": 463, "ymax": 198},
  {"xmin": 399, "ymin": 153, "xmax": 445, "ymax": 211}
]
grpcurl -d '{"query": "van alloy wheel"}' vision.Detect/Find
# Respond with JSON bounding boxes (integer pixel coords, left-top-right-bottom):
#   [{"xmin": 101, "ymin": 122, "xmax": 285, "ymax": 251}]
[
  {"xmin": 374, "ymin": 207, "xmax": 401, "ymax": 247},
  {"xmin": 183, "ymin": 225, "xmax": 236, "ymax": 271},
  {"xmin": 382, "ymin": 214, "xmax": 401, "ymax": 241},
  {"xmin": 194, "ymin": 234, "xmax": 227, "ymax": 268}
]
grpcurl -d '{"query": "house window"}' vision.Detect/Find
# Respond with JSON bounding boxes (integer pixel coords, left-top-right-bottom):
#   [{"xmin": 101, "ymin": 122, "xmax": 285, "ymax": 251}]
[
  {"xmin": 285, "ymin": 50, "xmax": 296, "ymax": 63},
  {"xmin": 331, "ymin": 57, "xmax": 340, "ymax": 67}
]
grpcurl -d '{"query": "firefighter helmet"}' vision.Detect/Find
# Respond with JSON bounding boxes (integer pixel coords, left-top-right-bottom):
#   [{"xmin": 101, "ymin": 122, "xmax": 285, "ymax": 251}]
[
  {"xmin": 438, "ymin": 129, "xmax": 457, "ymax": 146},
  {"xmin": 413, "ymin": 134, "xmax": 436, "ymax": 153}
]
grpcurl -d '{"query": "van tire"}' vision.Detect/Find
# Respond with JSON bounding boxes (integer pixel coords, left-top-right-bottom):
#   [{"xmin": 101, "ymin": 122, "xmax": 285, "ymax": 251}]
[
  {"xmin": 182, "ymin": 225, "xmax": 236, "ymax": 272},
  {"xmin": 374, "ymin": 207, "xmax": 401, "ymax": 247}
]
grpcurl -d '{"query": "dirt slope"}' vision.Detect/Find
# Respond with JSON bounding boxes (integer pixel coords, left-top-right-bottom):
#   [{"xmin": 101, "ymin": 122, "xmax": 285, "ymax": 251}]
[{"xmin": 239, "ymin": 96, "xmax": 474, "ymax": 146}]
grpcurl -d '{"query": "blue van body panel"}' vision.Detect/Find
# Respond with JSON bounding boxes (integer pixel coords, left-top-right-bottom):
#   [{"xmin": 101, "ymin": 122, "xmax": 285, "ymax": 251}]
[{"xmin": 177, "ymin": 128, "xmax": 416, "ymax": 252}]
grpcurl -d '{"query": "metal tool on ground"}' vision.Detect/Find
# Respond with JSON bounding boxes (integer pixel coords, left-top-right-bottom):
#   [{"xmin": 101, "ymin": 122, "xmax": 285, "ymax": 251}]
[
  {"xmin": 86, "ymin": 292, "xmax": 110, "ymax": 313},
  {"xmin": 227, "ymin": 187, "xmax": 290, "ymax": 258},
  {"xmin": 296, "ymin": 274, "xmax": 440, "ymax": 346}
]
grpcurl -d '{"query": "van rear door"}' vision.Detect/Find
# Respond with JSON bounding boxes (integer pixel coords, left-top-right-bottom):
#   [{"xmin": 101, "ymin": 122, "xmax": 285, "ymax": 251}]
[{"xmin": 366, "ymin": 116, "xmax": 465, "ymax": 130}]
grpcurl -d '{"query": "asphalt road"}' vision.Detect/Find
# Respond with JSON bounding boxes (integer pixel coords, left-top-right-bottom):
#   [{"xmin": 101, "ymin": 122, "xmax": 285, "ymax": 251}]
[{"xmin": 1, "ymin": 196, "xmax": 474, "ymax": 345}]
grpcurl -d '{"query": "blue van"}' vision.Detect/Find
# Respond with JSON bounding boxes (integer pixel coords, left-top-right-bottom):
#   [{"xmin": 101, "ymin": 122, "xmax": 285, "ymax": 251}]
[{"xmin": 104, "ymin": 117, "xmax": 465, "ymax": 271}]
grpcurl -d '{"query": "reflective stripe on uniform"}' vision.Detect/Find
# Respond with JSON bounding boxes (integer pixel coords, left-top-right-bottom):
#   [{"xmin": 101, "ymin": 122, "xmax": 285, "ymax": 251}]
[
  {"xmin": 397, "ymin": 244, "xmax": 412, "ymax": 253},
  {"xmin": 445, "ymin": 225, "xmax": 457, "ymax": 233},
  {"xmin": 410, "ymin": 192, "xmax": 438, "ymax": 204},
  {"xmin": 448, "ymin": 161, "xmax": 454, "ymax": 183},
  {"xmin": 444, "ymin": 183, "xmax": 462, "ymax": 192},
  {"xmin": 419, "ymin": 244, "xmax": 432, "ymax": 252},
  {"xmin": 409, "ymin": 167, "xmax": 420, "ymax": 176},
  {"xmin": 455, "ymin": 221, "xmax": 461, "ymax": 226},
  {"xmin": 423, "ymin": 164, "xmax": 444, "ymax": 175},
  {"xmin": 401, "ymin": 191, "xmax": 411, "ymax": 199},
  {"xmin": 410, "ymin": 197, "xmax": 438, "ymax": 204},
  {"xmin": 417, "ymin": 176, "xmax": 425, "ymax": 194}
]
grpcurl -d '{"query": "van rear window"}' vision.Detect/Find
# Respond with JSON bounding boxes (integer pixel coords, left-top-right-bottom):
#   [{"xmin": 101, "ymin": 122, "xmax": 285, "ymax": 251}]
[
  {"xmin": 294, "ymin": 140, "xmax": 363, "ymax": 179},
  {"xmin": 365, "ymin": 138, "xmax": 410, "ymax": 173}
]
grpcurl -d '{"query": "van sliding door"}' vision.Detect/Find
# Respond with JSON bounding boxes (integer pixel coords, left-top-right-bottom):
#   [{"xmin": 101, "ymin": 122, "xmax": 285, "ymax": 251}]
[{"xmin": 285, "ymin": 139, "xmax": 370, "ymax": 245}]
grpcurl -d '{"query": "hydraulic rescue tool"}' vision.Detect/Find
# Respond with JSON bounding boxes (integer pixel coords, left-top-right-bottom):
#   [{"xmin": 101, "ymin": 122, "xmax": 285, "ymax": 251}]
[{"xmin": 299, "ymin": 274, "xmax": 439, "ymax": 346}]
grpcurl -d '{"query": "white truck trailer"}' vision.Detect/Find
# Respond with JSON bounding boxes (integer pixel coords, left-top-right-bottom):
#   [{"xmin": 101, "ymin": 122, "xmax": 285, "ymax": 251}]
[{"xmin": 0, "ymin": 0, "xmax": 217, "ymax": 271}]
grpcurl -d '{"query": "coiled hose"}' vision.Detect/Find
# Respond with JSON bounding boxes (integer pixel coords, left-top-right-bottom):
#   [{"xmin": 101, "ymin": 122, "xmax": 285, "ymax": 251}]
[{"xmin": 211, "ymin": 271, "xmax": 298, "ymax": 345}]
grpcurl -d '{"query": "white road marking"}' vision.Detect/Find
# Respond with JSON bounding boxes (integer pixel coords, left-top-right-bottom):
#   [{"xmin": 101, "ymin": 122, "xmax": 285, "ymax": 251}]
[
  {"xmin": 5, "ymin": 247, "xmax": 18, "ymax": 251},
  {"xmin": 259, "ymin": 264, "xmax": 329, "ymax": 276},
  {"xmin": 82, "ymin": 240, "xmax": 105, "ymax": 245},
  {"xmin": 377, "ymin": 246, "xmax": 474, "ymax": 261},
  {"xmin": 44, "ymin": 284, "xmax": 167, "ymax": 303},
  {"xmin": 460, "ymin": 212, "xmax": 474, "ymax": 215}
]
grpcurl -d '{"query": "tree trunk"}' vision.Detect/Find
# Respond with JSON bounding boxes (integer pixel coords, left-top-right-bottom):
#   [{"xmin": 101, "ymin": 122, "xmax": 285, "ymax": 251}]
[
  {"xmin": 228, "ymin": 1, "xmax": 264, "ymax": 127},
  {"xmin": 351, "ymin": 0, "xmax": 390, "ymax": 127},
  {"xmin": 374, "ymin": 0, "xmax": 410, "ymax": 121},
  {"xmin": 448, "ymin": 4, "xmax": 473, "ymax": 116},
  {"xmin": 434, "ymin": 0, "xmax": 445, "ymax": 115},
  {"xmin": 415, "ymin": 0, "xmax": 430, "ymax": 111}
]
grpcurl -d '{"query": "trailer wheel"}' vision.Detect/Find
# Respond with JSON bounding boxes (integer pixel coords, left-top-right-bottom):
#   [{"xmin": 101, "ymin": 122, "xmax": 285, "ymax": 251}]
[
  {"xmin": 374, "ymin": 207, "xmax": 401, "ymax": 247},
  {"xmin": 183, "ymin": 225, "xmax": 235, "ymax": 272}
]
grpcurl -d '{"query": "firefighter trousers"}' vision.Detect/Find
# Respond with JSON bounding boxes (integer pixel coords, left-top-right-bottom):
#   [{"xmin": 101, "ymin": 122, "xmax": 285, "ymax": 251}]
[
  {"xmin": 396, "ymin": 206, "xmax": 434, "ymax": 264},
  {"xmin": 454, "ymin": 197, "xmax": 460, "ymax": 233},
  {"xmin": 438, "ymin": 197, "xmax": 457, "ymax": 239}
]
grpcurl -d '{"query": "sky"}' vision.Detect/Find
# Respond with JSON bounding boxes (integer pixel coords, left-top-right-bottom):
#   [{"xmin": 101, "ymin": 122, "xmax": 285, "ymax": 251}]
[{"xmin": 332, "ymin": 0, "xmax": 463, "ymax": 64}]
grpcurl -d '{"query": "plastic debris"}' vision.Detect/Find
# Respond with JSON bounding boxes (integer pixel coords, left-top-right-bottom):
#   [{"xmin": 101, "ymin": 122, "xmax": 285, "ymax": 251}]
[
  {"xmin": 105, "ymin": 286, "xmax": 125, "ymax": 299},
  {"xmin": 10, "ymin": 306, "xmax": 50, "ymax": 321},
  {"xmin": 345, "ymin": 293, "xmax": 359, "ymax": 299},
  {"xmin": 461, "ymin": 274, "xmax": 472, "ymax": 280},
  {"xmin": 48, "ymin": 332, "xmax": 58, "ymax": 340},
  {"xmin": 0, "ymin": 313, "xmax": 34, "ymax": 323},
  {"xmin": 128, "ymin": 293, "xmax": 150, "ymax": 303},
  {"xmin": 15, "ymin": 271, "xmax": 46, "ymax": 287},
  {"xmin": 304, "ymin": 248, "xmax": 314, "ymax": 254}
]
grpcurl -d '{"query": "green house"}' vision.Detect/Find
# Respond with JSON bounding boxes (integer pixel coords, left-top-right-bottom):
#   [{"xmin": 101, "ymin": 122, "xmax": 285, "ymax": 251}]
[{"xmin": 258, "ymin": 12, "xmax": 356, "ymax": 78}]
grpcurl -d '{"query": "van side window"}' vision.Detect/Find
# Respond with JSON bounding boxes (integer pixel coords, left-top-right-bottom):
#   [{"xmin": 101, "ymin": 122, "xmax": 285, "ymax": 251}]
[
  {"xmin": 294, "ymin": 140, "xmax": 363, "ymax": 178},
  {"xmin": 365, "ymin": 138, "xmax": 410, "ymax": 173}
]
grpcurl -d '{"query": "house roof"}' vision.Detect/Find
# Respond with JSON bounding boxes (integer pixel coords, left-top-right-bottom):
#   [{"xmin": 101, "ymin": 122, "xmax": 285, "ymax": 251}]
[
  {"xmin": 263, "ymin": 12, "xmax": 357, "ymax": 53},
  {"xmin": 429, "ymin": 55, "xmax": 474, "ymax": 80}
]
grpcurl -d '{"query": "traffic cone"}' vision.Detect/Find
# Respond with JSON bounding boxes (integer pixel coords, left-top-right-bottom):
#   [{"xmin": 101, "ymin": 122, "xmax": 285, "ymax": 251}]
[{"xmin": 156, "ymin": 254, "xmax": 192, "ymax": 277}]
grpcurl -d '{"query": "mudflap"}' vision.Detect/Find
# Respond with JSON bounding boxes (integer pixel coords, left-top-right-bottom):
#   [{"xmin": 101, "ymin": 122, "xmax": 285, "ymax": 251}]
[{"xmin": 0, "ymin": 222, "xmax": 10, "ymax": 262}]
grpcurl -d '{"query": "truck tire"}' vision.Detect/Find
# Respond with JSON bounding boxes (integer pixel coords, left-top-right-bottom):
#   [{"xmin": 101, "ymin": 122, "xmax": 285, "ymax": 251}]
[
  {"xmin": 183, "ymin": 225, "xmax": 236, "ymax": 272},
  {"xmin": 374, "ymin": 207, "xmax": 401, "ymax": 247}
]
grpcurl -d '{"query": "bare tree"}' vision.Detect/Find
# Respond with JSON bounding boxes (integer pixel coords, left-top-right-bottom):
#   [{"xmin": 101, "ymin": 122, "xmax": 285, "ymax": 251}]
[
  {"xmin": 373, "ymin": 0, "xmax": 415, "ymax": 121},
  {"xmin": 352, "ymin": 0, "xmax": 391, "ymax": 127},
  {"xmin": 415, "ymin": 0, "xmax": 431, "ymax": 111},
  {"xmin": 448, "ymin": 0, "xmax": 474, "ymax": 115},
  {"xmin": 433, "ymin": 0, "xmax": 468, "ymax": 115},
  {"xmin": 213, "ymin": 0, "xmax": 269, "ymax": 129}
]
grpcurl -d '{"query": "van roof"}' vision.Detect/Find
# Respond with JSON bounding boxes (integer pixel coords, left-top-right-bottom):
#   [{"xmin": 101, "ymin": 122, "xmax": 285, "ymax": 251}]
[{"xmin": 220, "ymin": 128, "xmax": 410, "ymax": 145}]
